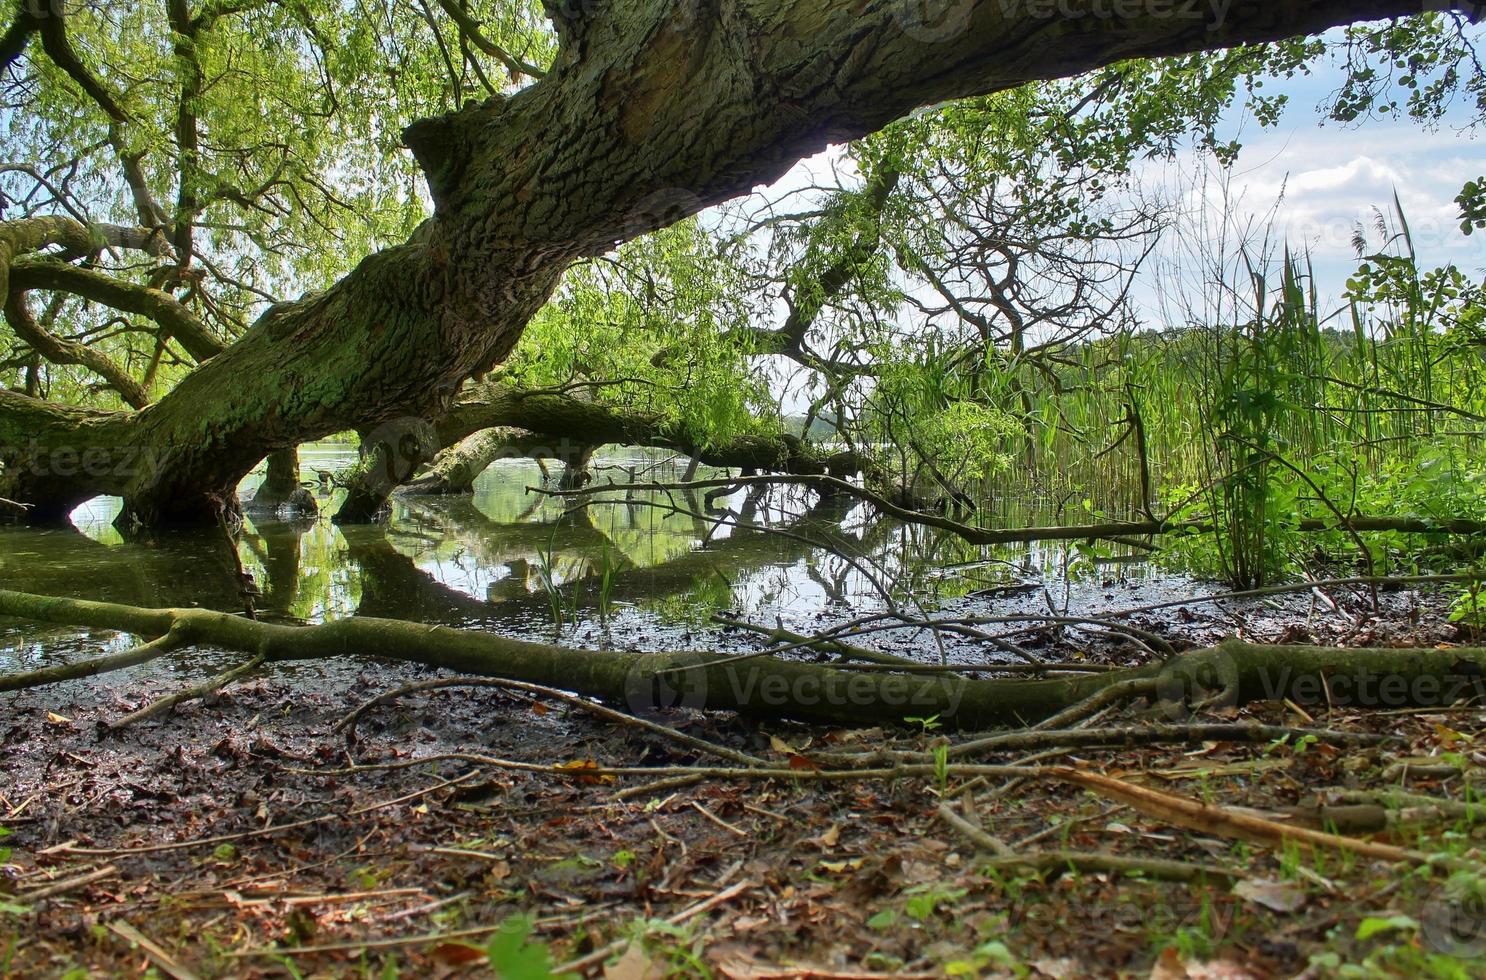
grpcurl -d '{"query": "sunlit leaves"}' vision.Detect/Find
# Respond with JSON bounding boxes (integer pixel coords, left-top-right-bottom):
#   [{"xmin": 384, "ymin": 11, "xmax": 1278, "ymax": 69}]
[{"xmin": 0, "ymin": 0, "xmax": 553, "ymax": 405}]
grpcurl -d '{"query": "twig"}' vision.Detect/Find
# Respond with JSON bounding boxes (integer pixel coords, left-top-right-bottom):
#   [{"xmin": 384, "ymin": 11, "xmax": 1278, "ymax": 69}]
[
  {"xmin": 232, "ymin": 903, "xmax": 620, "ymax": 957},
  {"xmin": 712, "ymin": 613, "xmax": 917, "ymax": 667},
  {"xmin": 936, "ymin": 802, "xmax": 1013, "ymax": 856},
  {"xmin": 1329, "ymin": 788, "xmax": 1486, "ymax": 822},
  {"xmin": 690, "ymin": 800, "xmax": 748, "ymax": 837},
  {"xmin": 287, "ymin": 750, "xmax": 1040, "ymax": 785},
  {"xmin": 108, "ymin": 651, "xmax": 266, "ymax": 730},
  {"xmin": 947, "ymin": 722, "xmax": 1388, "ymax": 761},
  {"xmin": 979, "ymin": 850, "xmax": 1239, "ymax": 883},
  {"xmin": 18, "ymin": 863, "xmax": 118, "ymax": 900},
  {"xmin": 108, "ymin": 921, "xmax": 201, "ymax": 980},
  {"xmin": 614, "ymin": 773, "xmax": 705, "ymax": 800},
  {"xmin": 337, "ymin": 675, "xmax": 765, "ymax": 768},
  {"xmin": 1052, "ymin": 767, "xmax": 1464, "ymax": 871},
  {"xmin": 552, "ymin": 879, "xmax": 754, "ymax": 975}
]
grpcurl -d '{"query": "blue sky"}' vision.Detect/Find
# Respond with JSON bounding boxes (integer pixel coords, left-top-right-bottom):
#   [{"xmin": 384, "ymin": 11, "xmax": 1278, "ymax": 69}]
[
  {"xmin": 1136, "ymin": 53, "xmax": 1486, "ymax": 326},
  {"xmin": 735, "ymin": 29, "xmax": 1486, "ymax": 336}
]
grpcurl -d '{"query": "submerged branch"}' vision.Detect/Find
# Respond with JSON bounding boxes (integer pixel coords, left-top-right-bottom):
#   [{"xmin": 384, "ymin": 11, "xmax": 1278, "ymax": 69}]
[
  {"xmin": 0, "ymin": 627, "xmax": 186, "ymax": 692},
  {"xmin": 540, "ymin": 474, "xmax": 1486, "ymax": 548}
]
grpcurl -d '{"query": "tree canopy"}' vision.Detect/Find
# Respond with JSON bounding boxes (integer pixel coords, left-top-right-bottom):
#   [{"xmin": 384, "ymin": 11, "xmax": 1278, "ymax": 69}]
[{"xmin": 0, "ymin": 0, "xmax": 1481, "ymax": 526}]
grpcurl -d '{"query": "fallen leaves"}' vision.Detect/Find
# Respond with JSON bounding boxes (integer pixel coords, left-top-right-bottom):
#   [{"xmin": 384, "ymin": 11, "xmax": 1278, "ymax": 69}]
[{"xmin": 555, "ymin": 758, "xmax": 617, "ymax": 785}]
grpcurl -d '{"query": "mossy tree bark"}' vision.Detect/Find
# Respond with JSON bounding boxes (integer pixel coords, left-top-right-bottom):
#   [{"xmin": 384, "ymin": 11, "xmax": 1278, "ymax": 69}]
[{"xmin": 0, "ymin": 0, "xmax": 1451, "ymax": 528}]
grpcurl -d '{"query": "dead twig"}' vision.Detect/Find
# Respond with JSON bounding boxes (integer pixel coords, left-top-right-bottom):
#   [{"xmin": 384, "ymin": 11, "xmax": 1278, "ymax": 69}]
[
  {"xmin": 18, "ymin": 863, "xmax": 119, "ymax": 901},
  {"xmin": 108, "ymin": 651, "xmax": 266, "ymax": 730},
  {"xmin": 552, "ymin": 879, "xmax": 754, "ymax": 974},
  {"xmin": 1052, "ymin": 767, "xmax": 1464, "ymax": 871},
  {"xmin": 337, "ymin": 675, "xmax": 765, "ymax": 768},
  {"xmin": 108, "ymin": 921, "xmax": 200, "ymax": 980}
]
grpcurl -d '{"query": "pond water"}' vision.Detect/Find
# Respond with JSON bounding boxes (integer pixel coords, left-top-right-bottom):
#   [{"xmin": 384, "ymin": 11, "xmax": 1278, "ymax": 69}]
[{"xmin": 0, "ymin": 443, "xmax": 1423, "ymax": 684}]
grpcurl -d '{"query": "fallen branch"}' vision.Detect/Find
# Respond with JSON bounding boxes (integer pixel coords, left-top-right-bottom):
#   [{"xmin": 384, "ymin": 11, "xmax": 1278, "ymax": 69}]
[
  {"xmin": 4, "ymin": 588, "xmax": 1486, "ymax": 730},
  {"xmin": 17, "ymin": 863, "xmax": 118, "ymax": 901},
  {"xmin": 108, "ymin": 651, "xmax": 266, "ymax": 730},
  {"xmin": 936, "ymin": 804, "xmax": 1237, "ymax": 883},
  {"xmin": 1051, "ymin": 768, "xmax": 1465, "ymax": 870},
  {"xmin": 107, "ymin": 921, "xmax": 200, "ymax": 980}
]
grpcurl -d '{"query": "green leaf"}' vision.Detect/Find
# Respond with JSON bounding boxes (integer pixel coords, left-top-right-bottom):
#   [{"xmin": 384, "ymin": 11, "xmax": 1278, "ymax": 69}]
[
  {"xmin": 486, "ymin": 916, "xmax": 557, "ymax": 980},
  {"xmin": 1355, "ymin": 914, "xmax": 1419, "ymax": 941}
]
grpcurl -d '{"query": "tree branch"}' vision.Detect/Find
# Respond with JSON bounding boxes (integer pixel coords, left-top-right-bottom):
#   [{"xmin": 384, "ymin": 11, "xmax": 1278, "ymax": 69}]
[
  {"xmin": 432, "ymin": 0, "xmax": 546, "ymax": 78},
  {"xmin": 3, "ymin": 288, "xmax": 152, "ymax": 408},
  {"xmin": 8, "ymin": 259, "xmax": 223, "ymax": 362}
]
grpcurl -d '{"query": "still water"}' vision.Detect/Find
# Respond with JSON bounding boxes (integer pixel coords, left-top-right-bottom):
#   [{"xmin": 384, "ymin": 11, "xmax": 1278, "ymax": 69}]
[{"xmin": 0, "ymin": 444, "xmax": 1187, "ymax": 677}]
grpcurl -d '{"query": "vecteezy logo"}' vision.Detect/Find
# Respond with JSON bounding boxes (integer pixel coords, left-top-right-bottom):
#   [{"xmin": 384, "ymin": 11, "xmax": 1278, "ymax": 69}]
[
  {"xmin": 359, "ymin": 417, "xmax": 440, "ymax": 492},
  {"xmin": 623, "ymin": 655, "xmax": 710, "ymax": 716},
  {"xmin": 1154, "ymin": 645, "xmax": 1240, "ymax": 718},
  {"xmin": 1422, "ymin": 876, "xmax": 1486, "ymax": 957},
  {"xmin": 891, "ymin": 0, "xmax": 976, "ymax": 44}
]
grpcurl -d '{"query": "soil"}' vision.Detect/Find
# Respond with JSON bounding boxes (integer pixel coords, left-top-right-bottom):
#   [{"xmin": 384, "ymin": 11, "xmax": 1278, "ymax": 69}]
[{"xmin": 3, "ymin": 584, "xmax": 1485, "ymax": 978}]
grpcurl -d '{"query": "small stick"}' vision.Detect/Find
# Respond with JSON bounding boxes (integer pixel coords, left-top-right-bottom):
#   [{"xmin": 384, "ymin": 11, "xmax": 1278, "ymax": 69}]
[
  {"xmin": 108, "ymin": 651, "xmax": 266, "ymax": 730},
  {"xmin": 690, "ymin": 800, "xmax": 747, "ymax": 837},
  {"xmin": 234, "ymin": 903, "xmax": 621, "ymax": 958},
  {"xmin": 936, "ymin": 803, "xmax": 1013, "ymax": 857},
  {"xmin": 18, "ymin": 863, "xmax": 119, "ymax": 901},
  {"xmin": 553, "ymin": 880, "xmax": 753, "ymax": 975},
  {"xmin": 980, "ymin": 850, "xmax": 1239, "ymax": 883},
  {"xmin": 948, "ymin": 722, "xmax": 1388, "ymax": 761},
  {"xmin": 338, "ymin": 675, "xmax": 766, "ymax": 768},
  {"xmin": 614, "ymin": 773, "xmax": 705, "ymax": 800},
  {"xmin": 108, "ymin": 921, "xmax": 201, "ymax": 980}
]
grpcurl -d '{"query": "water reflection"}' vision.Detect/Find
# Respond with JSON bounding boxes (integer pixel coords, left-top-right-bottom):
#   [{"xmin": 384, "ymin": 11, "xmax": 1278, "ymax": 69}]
[{"xmin": 1, "ymin": 444, "xmax": 1170, "ymax": 669}]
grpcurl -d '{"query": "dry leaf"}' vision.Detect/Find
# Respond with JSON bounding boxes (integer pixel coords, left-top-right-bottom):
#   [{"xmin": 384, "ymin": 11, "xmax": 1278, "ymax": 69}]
[
  {"xmin": 555, "ymin": 758, "xmax": 617, "ymax": 785},
  {"xmin": 605, "ymin": 943, "xmax": 665, "ymax": 980},
  {"xmin": 1233, "ymin": 877, "xmax": 1306, "ymax": 913},
  {"xmin": 429, "ymin": 942, "xmax": 485, "ymax": 966}
]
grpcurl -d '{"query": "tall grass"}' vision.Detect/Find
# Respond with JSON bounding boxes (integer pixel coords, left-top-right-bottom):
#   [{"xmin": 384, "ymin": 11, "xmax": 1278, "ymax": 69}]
[{"xmin": 934, "ymin": 197, "xmax": 1486, "ymax": 587}]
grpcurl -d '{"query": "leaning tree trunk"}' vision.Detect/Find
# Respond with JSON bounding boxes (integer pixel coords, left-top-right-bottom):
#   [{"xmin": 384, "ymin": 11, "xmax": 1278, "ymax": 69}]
[
  {"xmin": 405, "ymin": 427, "xmax": 524, "ymax": 496},
  {"xmin": 0, "ymin": 0, "xmax": 1444, "ymax": 528},
  {"xmin": 402, "ymin": 426, "xmax": 595, "ymax": 496}
]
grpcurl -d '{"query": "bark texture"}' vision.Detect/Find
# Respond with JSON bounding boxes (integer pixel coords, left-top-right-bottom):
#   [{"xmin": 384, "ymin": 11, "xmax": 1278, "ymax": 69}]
[{"xmin": 0, "ymin": 1, "xmax": 1456, "ymax": 526}]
